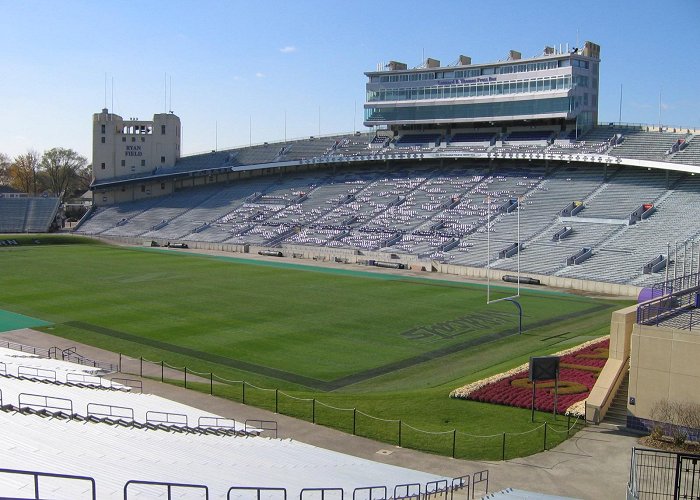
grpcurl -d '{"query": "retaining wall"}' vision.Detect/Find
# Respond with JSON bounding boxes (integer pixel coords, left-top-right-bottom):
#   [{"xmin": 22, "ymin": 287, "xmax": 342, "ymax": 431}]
[{"xmin": 86, "ymin": 235, "xmax": 641, "ymax": 298}]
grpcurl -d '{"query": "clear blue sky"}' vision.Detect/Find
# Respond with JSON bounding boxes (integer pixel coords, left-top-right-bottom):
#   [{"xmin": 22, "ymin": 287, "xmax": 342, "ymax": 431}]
[{"xmin": 1, "ymin": 0, "xmax": 698, "ymax": 161}]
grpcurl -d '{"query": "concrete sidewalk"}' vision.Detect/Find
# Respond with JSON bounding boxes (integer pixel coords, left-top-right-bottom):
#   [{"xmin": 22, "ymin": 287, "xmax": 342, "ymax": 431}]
[{"xmin": 1, "ymin": 328, "xmax": 638, "ymax": 499}]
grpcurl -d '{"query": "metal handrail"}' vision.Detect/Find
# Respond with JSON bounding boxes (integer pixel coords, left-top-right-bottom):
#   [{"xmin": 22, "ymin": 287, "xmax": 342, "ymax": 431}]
[
  {"xmin": 123, "ymin": 479, "xmax": 208, "ymax": 499},
  {"xmin": 0, "ymin": 466, "xmax": 96, "ymax": 499}
]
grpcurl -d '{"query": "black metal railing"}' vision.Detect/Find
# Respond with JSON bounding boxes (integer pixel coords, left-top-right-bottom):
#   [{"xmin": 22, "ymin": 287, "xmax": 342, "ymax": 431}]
[
  {"xmin": 227, "ymin": 486, "xmax": 287, "ymax": 500},
  {"xmin": 18, "ymin": 392, "xmax": 73, "ymax": 414},
  {"xmin": 245, "ymin": 419, "xmax": 278, "ymax": 438},
  {"xmin": 0, "ymin": 464, "xmax": 489, "ymax": 499},
  {"xmin": 300, "ymin": 487, "xmax": 344, "ymax": 500},
  {"xmin": 18, "ymin": 365, "xmax": 57, "ymax": 381},
  {"xmin": 198, "ymin": 416, "xmax": 236, "ymax": 429},
  {"xmin": 145, "ymin": 410, "xmax": 187, "ymax": 427},
  {"xmin": 0, "ymin": 467, "xmax": 96, "ymax": 499},
  {"xmin": 124, "ymin": 479, "xmax": 208, "ymax": 499},
  {"xmin": 86, "ymin": 403, "xmax": 134, "ymax": 421},
  {"xmin": 394, "ymin": 482, "xmax": 421, "ymax": 500},
  {"xmin": 352, "ymin": 485, "xmax": 387, "ymax": 500},
  {"xmin": 628, "ymin": 447, "xmax": 700, "ymax": 499}
]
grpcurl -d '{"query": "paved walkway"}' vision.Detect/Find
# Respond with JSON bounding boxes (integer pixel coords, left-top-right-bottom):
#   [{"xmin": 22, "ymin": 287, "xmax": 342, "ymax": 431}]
[{"xmin": 1, "ymin": 328, "xmax": 639, "ymax": 499}]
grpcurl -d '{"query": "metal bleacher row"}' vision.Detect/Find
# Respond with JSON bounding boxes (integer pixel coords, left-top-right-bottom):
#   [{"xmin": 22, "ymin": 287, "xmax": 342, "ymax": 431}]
[
  {"xmin": 0, "ymin": 344, "xmax": 486, "ymax": 499},
  {"xmin": 0, "ymin": 197, "xmax": 60, "ymax": 233},
  {"xmin": 78, "ymin": 156, "xmax": 700, "ymax": 285},
  {"xmin": 120, "ymin": 126, "xmax": 699, "ymax": 193}
]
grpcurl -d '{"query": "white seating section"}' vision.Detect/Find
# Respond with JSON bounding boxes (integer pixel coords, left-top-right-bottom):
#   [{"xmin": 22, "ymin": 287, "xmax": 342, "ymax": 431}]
[
  {"xmin": 77, "ymin": 158, "xmax": 700, "ymax": 286},
  {"xmin": 0, "ymin": 347, "xmax": 104, "ymax": 382},
  {"xmin": 0, "ymin": 347, "xmax": 456, "ymax": 499},
  {"xmin": 0, "ymin": 411, "xmax": 451, "ymax": 500}
]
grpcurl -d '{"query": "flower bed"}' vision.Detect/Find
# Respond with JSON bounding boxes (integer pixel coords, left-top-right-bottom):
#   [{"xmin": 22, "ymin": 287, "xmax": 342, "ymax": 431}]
[{"xmin": 450, "ymin": 337, "xmax": 609, "ymax": 415}]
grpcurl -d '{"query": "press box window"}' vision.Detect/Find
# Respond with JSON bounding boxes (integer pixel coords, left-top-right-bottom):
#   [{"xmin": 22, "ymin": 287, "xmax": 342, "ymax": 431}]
[
  {"xmin": 100, "ymin": 163, "xmax": 105, "ymax": 170},
  {"xmin": 121, "ymin": 160, "xmax": 126, "ymax": 166},
  {"xmin": 101, "ymin": 137, "xmax": 105, "ymax": 143},
  {"xmin": 101, "ymin": 124, "xmax": 106, "ymax": 134},
  {"xmin": 141, "ymin": 160, "xmax": 145, "ymax": 166},
  {"xmin": 161, "ymin": 125, "xmax": 166, "ymax": 135},
  {"xmin": 161, "ymin": 156, "xmax": 165, "ymax": 163},
  {"xmin": 161, "ymin": 183, "xmax": 165, "ymax": 190}
]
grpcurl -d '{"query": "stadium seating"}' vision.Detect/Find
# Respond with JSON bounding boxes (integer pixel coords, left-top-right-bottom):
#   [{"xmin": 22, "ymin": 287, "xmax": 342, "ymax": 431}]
[
  {"xmin": 0, "ymin": 343, "xmax": 475, "ymax": 499},
  {"xmin": 0, "ymin": 197, "xmax": 60, "ymax": 233},
  {"xmin": 607, "ymin": 129, "xmax": 686, "ymax": 161},
  {"xmin": 395, "ymin": 133, "xmax": 442, "ymax": 148},
  {"xmin": 78, "ymin": 123, "xmax": 700, "ymax": 287},
  {"xmin": 670, "ymin": 135, "xmax": 700, "ymax": 166},
  {"xmin": 449, "ymin": 132, "xmax": 495, "ymax": 145},
  {"xmin": 504, "ymin": 130, "xmax": 554, "ymax": 143}
]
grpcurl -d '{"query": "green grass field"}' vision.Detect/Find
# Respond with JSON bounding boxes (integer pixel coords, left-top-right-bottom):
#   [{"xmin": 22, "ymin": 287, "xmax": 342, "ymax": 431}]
[{"xmin": 0, "ymin": 235, "xmax": 631, "ymax": 459}]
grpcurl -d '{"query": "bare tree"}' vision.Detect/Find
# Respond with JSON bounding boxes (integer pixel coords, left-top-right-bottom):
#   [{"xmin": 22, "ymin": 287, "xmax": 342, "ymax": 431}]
[
  {"xmin": 75, "ymin": 163, "xmax": 93, "ymax": 193},
  {"xmin": 40, "ymin": 147, "xmax": 88, "ymax": 201},
  {"xmin": 9, "ymin": 150, "xmax": 41, "ymax": 195}
]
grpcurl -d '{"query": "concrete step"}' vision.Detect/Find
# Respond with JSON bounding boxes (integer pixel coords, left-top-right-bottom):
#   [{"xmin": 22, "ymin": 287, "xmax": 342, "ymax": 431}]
[{"xmin": 602, "ymin": 375, "xmax": 629, "ymax": 427}]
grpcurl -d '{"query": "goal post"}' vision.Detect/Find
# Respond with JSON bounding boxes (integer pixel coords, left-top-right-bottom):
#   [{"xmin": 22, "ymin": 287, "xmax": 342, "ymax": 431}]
[{"xmin": 486, "ymin": 194, "xmax": 522, "ymax": 305}]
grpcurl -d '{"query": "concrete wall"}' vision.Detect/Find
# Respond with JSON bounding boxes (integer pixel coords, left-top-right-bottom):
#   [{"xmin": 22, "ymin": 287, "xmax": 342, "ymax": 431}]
[
  {"xmin": 436, "ymin": 263, "xmax": 640, "ymax": 297},
  {"xmin": 86, "ymin": 235, "xmax": 249, "ymax": 255},
  {"xmin": 628, "ymin": 324, "xmax": 700, "ymax": 420},
  {"xmin": 585, "ymin": 304, "xmax": 637, "ymax": 423},
  {"xmin": 83, "ymin": 235, "xmax": 640, "ymax": 298}
]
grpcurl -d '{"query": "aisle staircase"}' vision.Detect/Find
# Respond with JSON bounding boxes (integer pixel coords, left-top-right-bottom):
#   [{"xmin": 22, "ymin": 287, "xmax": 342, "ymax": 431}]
[{"xmin": 601, "ymin": 375, "xmax": 629, "ymax": 428}]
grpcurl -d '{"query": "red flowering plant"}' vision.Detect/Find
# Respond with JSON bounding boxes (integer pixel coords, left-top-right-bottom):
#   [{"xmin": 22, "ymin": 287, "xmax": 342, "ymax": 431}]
[{"xmin": 450, "ymin": 338, "xmax": 609, "ymax": 416}]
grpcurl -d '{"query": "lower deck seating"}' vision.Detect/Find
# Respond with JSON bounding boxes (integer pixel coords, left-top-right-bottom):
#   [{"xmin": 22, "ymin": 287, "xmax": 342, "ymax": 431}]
[{"xmin": 77, "ymin": 163, "xmax": 700, "ymax": 286}]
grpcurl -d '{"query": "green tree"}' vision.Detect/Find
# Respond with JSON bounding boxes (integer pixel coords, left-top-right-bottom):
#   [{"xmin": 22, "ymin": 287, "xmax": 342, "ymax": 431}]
[
  {"xmin": 40, "ymin": 147, "xmax": 88, "ymax": 201},
  {"xmin": 9, "ymin": 150, "xmax": 41, "ymax": 194}
]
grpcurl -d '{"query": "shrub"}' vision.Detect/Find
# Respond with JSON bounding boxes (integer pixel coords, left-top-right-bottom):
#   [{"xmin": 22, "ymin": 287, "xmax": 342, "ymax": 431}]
[{"xmin": 649, "ymin": 399, "xmax": 700, "ymax": 444}]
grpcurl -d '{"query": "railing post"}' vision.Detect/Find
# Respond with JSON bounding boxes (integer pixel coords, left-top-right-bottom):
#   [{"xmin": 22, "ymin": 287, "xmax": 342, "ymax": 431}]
[
  {"xmin": 502, "ymin": 433, "xmax": 506, "ymax": 461},
  {"xmin": 275, "ymin": 389, "xmax": 278, "ymax": 413},
  {"xmin": 398, "ymin": 420, "xmax": 402, "ymax": 447},
  {"xmin": 312, "ymin": 399, "xmax": 316, "ymax": 424},
  {"xmin": 184, "ymin": 367, "xmax": 187, "ymax": 388},
  {"xmin": 242, "ymin": 382, "xmax": 246, "ymax": 404},
  {"xmin": 118, "ymin": 353, "xmax": 122, "ymax": 373},
  {"xmin": 210, "ymin": 372, "xmax": 213, "ymax": 395},
  {"xmin": 139, "ymin": 357, "xmax": 143, "ymax": 377},
  {"xmin": 353, "ymin": 408, "xmax": 356, "ymax": 435},
  {"xmin": 567, "ymin": 415, "xmax": 571, "ymax": 436},
  {"xmin": 543, "ymin": 421, "xmax": 548, "ymax": 451},
  {"xmin": 161, "ymin": 360, "xmax": 164, "ymax": 383}
]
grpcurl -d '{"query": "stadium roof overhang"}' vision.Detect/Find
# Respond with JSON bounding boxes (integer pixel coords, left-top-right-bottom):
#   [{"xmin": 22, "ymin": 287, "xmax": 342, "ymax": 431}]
[{"xmin": 90, "ymin": 152, "xmax": 700, "ymax": 192}]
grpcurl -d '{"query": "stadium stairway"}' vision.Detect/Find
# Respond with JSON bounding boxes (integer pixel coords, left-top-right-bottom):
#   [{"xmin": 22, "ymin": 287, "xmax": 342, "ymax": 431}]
[{"xmin": 601, "ymin": 375, "xmax": 629, "ymax": 429}]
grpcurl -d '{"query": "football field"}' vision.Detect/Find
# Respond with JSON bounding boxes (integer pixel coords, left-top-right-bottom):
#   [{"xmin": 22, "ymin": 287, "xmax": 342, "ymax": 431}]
[
  {"xmin": 0, "ymin": 237, "xmax": 619, "ymax": 392},
  {"xmin": 0, "ymin": 236, "xmax": 630, "ymax": 458}
]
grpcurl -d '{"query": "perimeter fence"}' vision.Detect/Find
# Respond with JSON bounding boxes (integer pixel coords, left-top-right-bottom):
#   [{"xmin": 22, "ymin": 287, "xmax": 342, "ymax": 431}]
[{"xmin": 118, "ymin": 353, "xmax": 585, "ymax": 461}]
